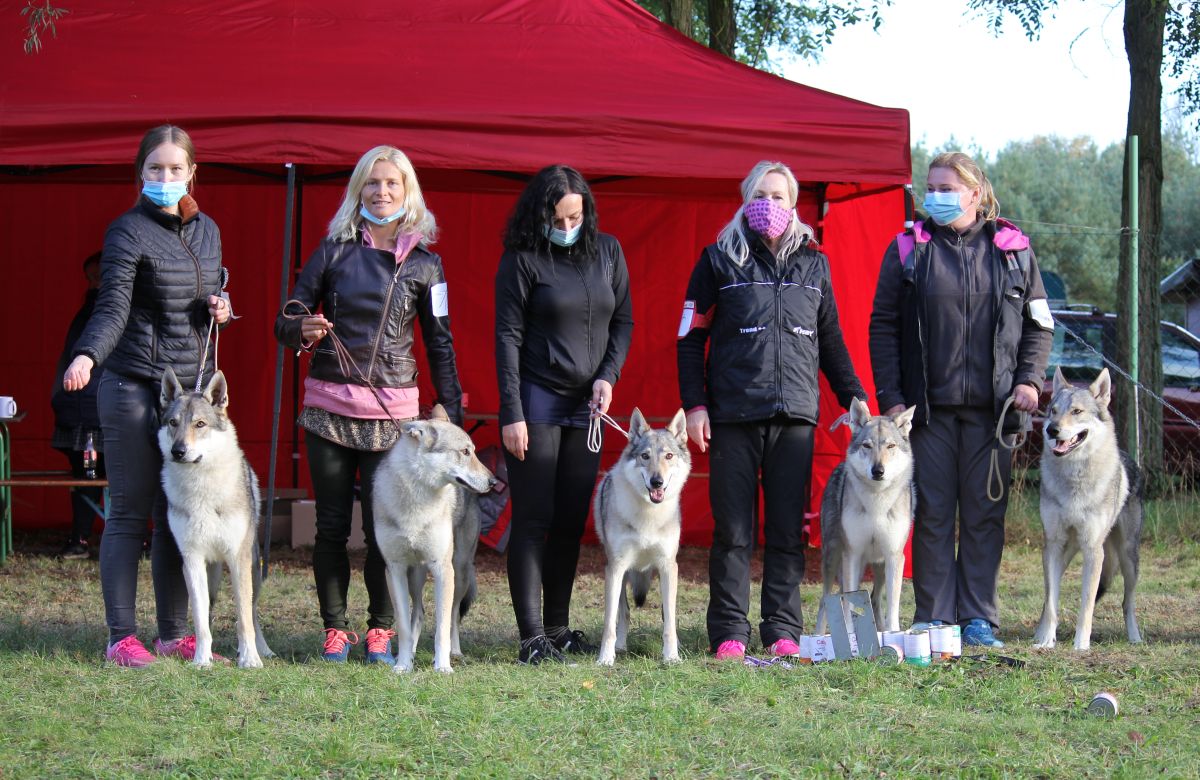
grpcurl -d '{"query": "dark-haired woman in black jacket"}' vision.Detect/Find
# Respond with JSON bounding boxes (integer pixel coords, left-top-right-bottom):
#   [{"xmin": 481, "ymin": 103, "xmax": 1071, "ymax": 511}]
[{"xmin": 495, "ymin": 165, "xmax": 633, "ymax": 665}]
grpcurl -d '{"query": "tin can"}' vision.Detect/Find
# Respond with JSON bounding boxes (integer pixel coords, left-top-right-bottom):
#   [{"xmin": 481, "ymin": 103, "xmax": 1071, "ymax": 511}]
[
  {"xmin": 875, "ymin": 645, "xmax": 903, "ymax": 665},
  {"xmin": 811, "ymin": 634, "xmax": 834, "ymax": 663},
  {"xmin": 883, "ymin": 630, "xmax": 907, "ymax": 658},
  {"xmin": 1087, "ymin": 692, "xmax": 1119, "ymax": 717},
  {"xmin": 798, "ymin": 635, "xmax": 814, "ymax": 664},
  {"xmin": 929, "ymin": 624, "xmax": 962, "ymax": 660},
  {"xmin": 903, "ymin": 630, "xmax": 931, "ymax": 666}
]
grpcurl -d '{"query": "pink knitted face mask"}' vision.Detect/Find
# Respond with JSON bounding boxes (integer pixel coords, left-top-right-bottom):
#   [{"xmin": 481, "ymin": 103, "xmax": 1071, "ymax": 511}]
[{"xmin": 744, "ymin": 198, "xmax": 793, "ymax": 239}]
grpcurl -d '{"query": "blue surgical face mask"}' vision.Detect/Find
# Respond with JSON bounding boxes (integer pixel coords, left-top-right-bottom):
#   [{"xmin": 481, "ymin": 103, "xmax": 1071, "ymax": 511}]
[
  {"xmin": 142, "ymin": 179, "xmax": 189, "ymax": 208},
  {"xmin": 544, "ymin": 222, "xmax": 582, "ymax": 247},
  {"xmin": 359, "ymin": 204, "xmax": 406, "ymax": 226},
  {"xmin": 923, "ymin": 190, "xmax": 965, "ymax": 226}
]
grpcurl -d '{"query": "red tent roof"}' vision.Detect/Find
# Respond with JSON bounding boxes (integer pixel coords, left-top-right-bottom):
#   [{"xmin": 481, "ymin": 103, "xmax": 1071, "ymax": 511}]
[{"xmin": 0, "ymin": 0, "xmax": 909, "ymax": 182}]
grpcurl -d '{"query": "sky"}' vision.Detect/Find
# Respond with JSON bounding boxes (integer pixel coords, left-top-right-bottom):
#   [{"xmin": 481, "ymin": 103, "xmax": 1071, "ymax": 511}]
[{"xmin": 784, "ymin": 0, "xmax": 1146, "ymax": 155}]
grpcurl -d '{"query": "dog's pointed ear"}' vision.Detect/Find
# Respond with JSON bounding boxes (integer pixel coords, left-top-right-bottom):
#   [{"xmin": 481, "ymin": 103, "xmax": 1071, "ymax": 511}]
[
  {"xmin": 849, "ymin": 397, "xmax": 872, "ymax": 431},
  {"xmin": 401, "ymin": 420, "xmax": 427, "ymax": 447},
  {"xmin": 430, "ymin": 404, "xmax": 450, "ymax": 422},
  {"xmin": 628, "ymin": 408, "xmax": 649, "ymax": 437},
  {"xmin": 1090, "ymin": 367, "xmax": 1112, "ymax": 409},
  {"xmin": 203, "ymin": 371, "xmax": 229, "ymax": 412},
  {"xmin": 1052, "ymin": 366, "xmax": 1068, "ymax": 395},
  {"xmin": 667, "ymin": 408, "xmax": 688, "ymax": 445},
  {"xmin": 892, "ymin": 405, "xmax": 916, "ymax": 437},
  {"xmin": 160, "ymin": 366, "xmax": 184, "ymax": 407}
]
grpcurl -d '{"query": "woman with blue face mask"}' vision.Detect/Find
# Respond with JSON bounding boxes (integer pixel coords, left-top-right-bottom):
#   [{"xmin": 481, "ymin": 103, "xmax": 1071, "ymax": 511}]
[
  {"xmin": 495, "ymin": 164, "xmax": 633, "ymax": 664},
  {"xmin": 869, "ymin": 151, "xmax": 1054, "ymax": 648},
  {"xmin": 62, "ymin": 125, "xmax": 234, "ymax": 667},
  {"xmin": 275, "ymin": 146, "xmax": 463, "ymax": 665}
]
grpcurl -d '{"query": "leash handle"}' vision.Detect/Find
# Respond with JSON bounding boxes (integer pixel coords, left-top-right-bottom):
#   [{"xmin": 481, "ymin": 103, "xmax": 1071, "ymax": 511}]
[
  {"xmin": 587, "ymin": 408, "xmax": 629, "ymax": 453},
  {"xmin": 987, "ymin": 394, "xmax": 1030, "ymax": 502}
]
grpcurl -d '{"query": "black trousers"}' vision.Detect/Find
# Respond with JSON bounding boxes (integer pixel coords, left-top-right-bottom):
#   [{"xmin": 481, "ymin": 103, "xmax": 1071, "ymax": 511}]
[
  {"xmin": 306, "ymin": 431, "xmax": 393, "ymax": 632},
  {"xmin": 707, "ymin": 418, "xmax": 814, "ymax": 651},
  {"xmin": 504, "ymin": 423, "xmax": 601, "ymax": 641},
  {"xmin": 96, "ymin": 373, "xmax": 188, "ymax": 644},
  {"xmin": 910, "ymin": 406, "xmax": 1010, "ymax": 629}
]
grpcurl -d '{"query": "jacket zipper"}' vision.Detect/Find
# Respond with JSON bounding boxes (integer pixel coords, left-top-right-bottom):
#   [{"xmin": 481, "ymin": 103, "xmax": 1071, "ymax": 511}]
[
  {"xmin": 366, "ymin": 260, "xmax": 405, "ymax": 382},
  {"xmin": 916, "ymin": 245, "xmax": 931, "ymax": 423},
  {"xmin": 774, "ymin": 271, "xmax": 784, "ymax": 414},
  {"xmin": 569, "ymin": 246, "xmax": 594, "ymax": 373},
  {"xmin": 178, "ymin": 227, "xmax": 205, "ymax": 380},
  {"xmin": 960, "ymin": 233, "xmax": 972, "ymax": 406}
]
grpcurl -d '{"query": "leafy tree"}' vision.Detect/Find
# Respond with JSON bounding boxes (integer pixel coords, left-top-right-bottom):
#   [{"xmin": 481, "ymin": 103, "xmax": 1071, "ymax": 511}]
[{"xmin": 636, "ymin": 0, "xmax": 890, "ymax": 71}]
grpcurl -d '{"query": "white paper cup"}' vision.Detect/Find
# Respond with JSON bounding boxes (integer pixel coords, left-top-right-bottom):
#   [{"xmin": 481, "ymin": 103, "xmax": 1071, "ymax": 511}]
[{"xmin": 0, "ymin": 396, "xmax": 16, "ymax": 418}]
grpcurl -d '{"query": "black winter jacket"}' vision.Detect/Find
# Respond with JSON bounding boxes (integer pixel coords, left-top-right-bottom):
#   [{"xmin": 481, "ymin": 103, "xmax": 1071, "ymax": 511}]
[
  {"xmin": 73, "ymin": 197, "xmax": 223, "ymax": 391},
  {"xmin": 494, "ymin": 234, "xmax": 633, "ymax": 427},
  {"xmin": 868, "ymin": 218, "xmax": 1054, "ymax": 427},
  {"xmin": 677, "ymin": 237, "xmax": 865, "ymax": 423},
  {"xmin": 275, "ymin": 236, "xmax": 463, "ymax": 424},
  {"xmin": 52, "ymin": 289, "xmax": 103, "ymax": 429}
]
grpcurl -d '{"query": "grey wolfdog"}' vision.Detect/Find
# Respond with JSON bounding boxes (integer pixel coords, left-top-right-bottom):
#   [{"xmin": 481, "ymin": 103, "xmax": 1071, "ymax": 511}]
[
  {"xmin": 1034, "ymin": 367, "xmax": 1143, "ymax": 651},
  {"xmin": 815, "ymin": 398, "xmax": 916, "ymax": 634},
  {"xmin": 158, "ymin": 368, "xmax": 275, "ymax": 668},
  {"xmin": 594, "ymin": 408, "xmax": 691, "ymax": 666},
  {"xmin": 372, "ymin": 405, "xmax": 496, "ymax": 673}
]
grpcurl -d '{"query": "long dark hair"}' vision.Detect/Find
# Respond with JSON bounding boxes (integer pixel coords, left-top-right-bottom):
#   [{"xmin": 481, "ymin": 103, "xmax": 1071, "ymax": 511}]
[{"xmin": 503, "ymin": 165, "xmax": 598, "ymax": 257}]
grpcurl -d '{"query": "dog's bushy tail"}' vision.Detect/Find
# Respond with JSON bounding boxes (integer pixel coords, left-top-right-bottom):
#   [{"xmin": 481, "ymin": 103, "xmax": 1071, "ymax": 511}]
[{"xmin": 629, "ymin": 569, "xmax": 651, "ymax": 608}]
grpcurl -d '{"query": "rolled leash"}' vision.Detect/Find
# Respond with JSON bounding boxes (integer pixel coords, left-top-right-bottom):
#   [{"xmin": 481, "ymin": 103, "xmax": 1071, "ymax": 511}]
[
  {"xmin": 587, "ymin": 407, "xmax": 629, "ymax": 453},
  {"xmin": 987, "ymin": 394, "xmax": 1031, "ymax": 502}
]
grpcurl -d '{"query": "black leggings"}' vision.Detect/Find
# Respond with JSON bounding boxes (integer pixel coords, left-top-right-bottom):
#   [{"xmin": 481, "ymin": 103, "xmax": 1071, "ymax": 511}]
[
  {"xmin": 305, "ymin": 431, "xmax": 393, "ymax": 631},
  {"xmin": 504, "ymin": 424, "xmax": 601, "ymax": 640}
]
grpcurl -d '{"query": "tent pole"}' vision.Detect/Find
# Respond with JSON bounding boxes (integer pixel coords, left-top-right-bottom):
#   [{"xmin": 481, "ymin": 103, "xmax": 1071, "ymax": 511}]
[{"xmin": 263, "ymin": 162, "xmax": 297, "ymax": 579}]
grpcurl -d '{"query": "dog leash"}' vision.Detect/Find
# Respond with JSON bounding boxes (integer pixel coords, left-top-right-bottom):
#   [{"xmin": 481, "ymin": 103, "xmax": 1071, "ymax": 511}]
[
  {"xmin": 587, "ymin": 408, "xmax": 629, "ymax": 453},
  {"xmin": 280, "ymin": 299, "xmax": 408, "ymax": 435},
  {"xmin": 987, "ymin": 394, "xmax": 1030, "ymax": 502},
  {"xmin": 195, "ymin": 315, "xmax": 218, "ymax": 393}
]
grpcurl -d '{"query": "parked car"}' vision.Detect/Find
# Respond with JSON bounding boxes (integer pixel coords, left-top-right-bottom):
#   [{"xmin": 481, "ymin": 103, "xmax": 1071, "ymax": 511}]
[{"xmin": 1016, "ymin": 307, "xmax": 1200, "ymax": 475}]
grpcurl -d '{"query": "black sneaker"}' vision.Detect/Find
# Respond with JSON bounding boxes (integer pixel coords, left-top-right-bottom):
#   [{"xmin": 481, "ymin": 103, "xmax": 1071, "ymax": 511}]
[
  {"xmin": 549, "ymin": 628, "xmax": 597, "ymax": 655},
  {"xmin": 518, "ymin": 635, "xmax": 567, "ymax": 665},
  {"xmin": 58, "ymin": 539, "xmax": 89, "ymax": 560}
]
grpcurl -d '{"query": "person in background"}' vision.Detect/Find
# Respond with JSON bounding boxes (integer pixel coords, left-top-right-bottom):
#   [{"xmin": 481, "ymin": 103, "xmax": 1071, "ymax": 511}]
[
  {"xmin": 52, "ymin": 252, "xmax": 107, "ymax": 559},
  {"xmin": 869, "ymin": 151, "xmax": 1053, "ymax": 647},
  {"xmin": 62, "ymin": 125, "xmax": 233, "ymax": 666},
  {"xmin": 275, "ymin": 145, "xmax": 463, "ymax": 665},
  {"xmin": 495, "ymin": 164, "xmax": 633, "ymax": 665},
  {"xmin": 677, "ymin": 160, "xmax": 865, "ymax": 661}
]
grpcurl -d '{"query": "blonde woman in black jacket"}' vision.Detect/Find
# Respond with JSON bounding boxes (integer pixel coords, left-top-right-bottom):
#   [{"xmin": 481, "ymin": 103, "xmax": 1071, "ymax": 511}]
[{"xmin": 63, "ymin": 125, "xmax": 232, "ymax": 667}]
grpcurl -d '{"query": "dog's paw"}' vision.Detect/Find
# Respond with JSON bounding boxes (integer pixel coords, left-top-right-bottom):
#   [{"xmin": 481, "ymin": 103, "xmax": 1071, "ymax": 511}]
[
  {"xmin": 392, "ymin": 662, "xmax": 411, "ymax": 674},
  {"xmin": 238, "ymin": 654, "xmax": 263, "ymax": 669},
  {"xmin": 662, "ymin": 654, "xmax": 681, "ymax": 665},
  {"xmin": 434, "ymin": 664, "xmax": 454, "ymax": 674},
  {"xmin": 1072, "ymin": 640, "xmax": 1091, "ymax": 652},
  {"xmin": 1031, "ymin": 637, "xmax": 1056, "ymax": 650},
  {"xmin": 596, "ymin": 654, "xmax": 615, "ymax": 667}
]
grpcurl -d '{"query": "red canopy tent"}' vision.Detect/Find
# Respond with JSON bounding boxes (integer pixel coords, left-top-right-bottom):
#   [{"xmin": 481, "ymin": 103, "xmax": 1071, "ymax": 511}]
[{"xmin": 0, "ymin": 0, "xmax": 910, "ymax": 545}]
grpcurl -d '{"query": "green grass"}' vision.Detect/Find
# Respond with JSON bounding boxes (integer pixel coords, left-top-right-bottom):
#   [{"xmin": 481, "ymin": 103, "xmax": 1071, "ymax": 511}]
[{"xmin": 2, "ymin": 523, "xmax": 1199, "ymax": 778}]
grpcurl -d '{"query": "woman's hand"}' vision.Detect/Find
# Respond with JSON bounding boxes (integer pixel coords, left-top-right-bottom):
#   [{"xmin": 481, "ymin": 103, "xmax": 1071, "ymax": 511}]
[
  {"xmin": 207, "ymin": 295, "xmax": 231, "ymax": 325},
  {"xmin": 301, "ymin": 315, "xmax": 333, "ymax": 344},
  {"xmin": 1012, "ymin": 383, "xmax": 1040, "ymax": 412},
  {"xmin": 591, "ymin": 379, "xmax": 613, "ymax": 415},
  {"xmin": 502, "ymin": 421, "xmax": 528, "ymax": 461},
  {"xmin": 685, "ymin": 408, "xmax": 711, "ymax": 452},
  {"xmin": 63, "ymin": 355, "xmax": 95, "ymax": 392}
]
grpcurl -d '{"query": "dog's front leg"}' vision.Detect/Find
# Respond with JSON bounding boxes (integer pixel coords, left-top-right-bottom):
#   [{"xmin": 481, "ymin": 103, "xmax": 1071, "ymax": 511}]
[
  {"xmin": 659, "ymin": 559, "xmax": 680, "ymax": 664},
  {"xmin": 251, "ymin": 543, "xmax": 275, "ymax": 659},
  {"xmin": 229, "ymin": 551, "xmax": 263, "ymax": 669},
  {"xmin": 430, "ymin": 558, "xmax": 455, "ymax": 673},
  {"xmin": 1074, "ymin": 545, "xmax": 1105, "ymax": 651},
  {"xmin": 597, "ymin": 560, "xmax": 628, "ymax": 666},
  {"xmin": 1032, "ymin": 539, "xmax": 1065, "ymax": 649},
  {"xmin": 181, "ymin": 554, "xmax": 214, "ymax": 668},
  {"xmin": 386, "ymin": 562, "xmax": 414, "ymax": 673},
  {"xmin": 407, "ymin": 566, "xmax": 426, "ymax": 655},
  {"xmin": 841, "ymin": 551, "xmax": 864, "ymax": 594},
  {"xmin": 884, "ymin": 554, "xmax": 903, "ymax": 633}
]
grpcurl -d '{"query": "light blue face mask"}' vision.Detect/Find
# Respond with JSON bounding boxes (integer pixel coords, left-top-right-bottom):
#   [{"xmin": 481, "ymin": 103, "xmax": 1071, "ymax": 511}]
[
  {"xmin": 142, "ymin": 179, "xmax": 189, "ymax": 208},
  {"xmin": 544, "ymin": 222, "xmax": 582, "ymax": 247},
  {"xmin": 360, "ymin": 203, "xmax": 407, "ymax": 226},
  {"xmin": 923, "ymin": 190, "xmax": 965, "ymax": 226}
]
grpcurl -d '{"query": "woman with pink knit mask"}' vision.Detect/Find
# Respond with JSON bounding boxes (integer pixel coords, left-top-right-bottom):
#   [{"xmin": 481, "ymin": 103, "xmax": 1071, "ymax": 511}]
[{"xmin": 676, "ymin": 160, "xmax": 866, "ymax": 661}]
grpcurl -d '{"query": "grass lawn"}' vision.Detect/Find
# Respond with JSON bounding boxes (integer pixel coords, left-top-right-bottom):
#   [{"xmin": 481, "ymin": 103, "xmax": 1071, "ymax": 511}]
[{"xmin": 2, "ymin": 490, "xmax": 1198, "ymax": 778}]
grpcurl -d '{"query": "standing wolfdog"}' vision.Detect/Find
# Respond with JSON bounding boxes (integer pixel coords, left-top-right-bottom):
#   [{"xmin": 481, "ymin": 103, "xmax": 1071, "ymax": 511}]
[
  {"xmin": 1034, "ymin": 367, "xmax": 1143, "ymax": 651},
  {"xmin": 372, "ymin": 406, "xmax": 496, "ymax": 674},
  {"xmin": 815, "ymin": 398, "xmax": 916, "ymax": 634},
  {"xmin": 594, "ymin": 408, "xmax": 691, "ymax": 666},
  {"xmin": 158, "ymin": 368, "xmax": 274, "ymax": 669}
]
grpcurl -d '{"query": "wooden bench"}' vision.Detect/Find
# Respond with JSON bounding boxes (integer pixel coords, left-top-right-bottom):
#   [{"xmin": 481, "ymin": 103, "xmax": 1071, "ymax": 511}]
[{"xmin": 0, "ymin": 471, "xmax": 109, "ymax": 564}]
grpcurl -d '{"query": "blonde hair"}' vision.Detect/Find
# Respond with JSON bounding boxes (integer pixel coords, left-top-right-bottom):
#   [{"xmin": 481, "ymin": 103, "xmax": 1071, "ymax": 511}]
[
  {"xmin": 929, "ymin": 151, "xmax": 1000, "ymax": 221},
  {"xmin": 716, "ymin": 160, "xmax": 814, "ymax": 266},
  {"xmin": 327, "ymin": 146, "xmax": 438, "ymax": 243}
]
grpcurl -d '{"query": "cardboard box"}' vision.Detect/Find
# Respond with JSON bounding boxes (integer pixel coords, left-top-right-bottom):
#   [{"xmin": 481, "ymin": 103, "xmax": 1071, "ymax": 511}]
[{"xmin": 290, "ymin": 499, "xmax": 366, "ymax": 549}]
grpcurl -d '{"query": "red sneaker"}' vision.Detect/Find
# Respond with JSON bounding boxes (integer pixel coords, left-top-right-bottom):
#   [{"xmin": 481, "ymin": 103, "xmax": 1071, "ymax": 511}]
[
  {"xmin": 106, "ymin": 635, "xmax": 157, "ymax": 668},
  {"xmin": 154, "ymin": 636, "xmax": 230, "ymax": 664},
  {"xmin": 714, "ymin": 639, "xmax": 746, "ymax": 661}
]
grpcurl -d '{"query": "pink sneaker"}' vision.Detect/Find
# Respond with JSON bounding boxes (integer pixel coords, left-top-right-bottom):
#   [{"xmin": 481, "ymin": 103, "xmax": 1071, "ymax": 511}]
[
  {"xmin": 106, "ymin": 635, "xmax": 157, "ymax": 668},
  {"xmin": 767, "ymin": 638, "xmax": 801, "ymax": 657},
  {"xmin": 714, "ymin": 639, "xmax": 746, "ymax": 661},
  {"xmin": 154, "ymin": 635, "xmax": 230, "ymax": 664}
]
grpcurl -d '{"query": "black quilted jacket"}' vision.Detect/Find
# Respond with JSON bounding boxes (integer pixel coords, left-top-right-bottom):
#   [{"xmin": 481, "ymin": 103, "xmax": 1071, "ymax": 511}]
[{"xmin": 73, "ymin": 196, "xmax": 224, "ymax": 390}]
